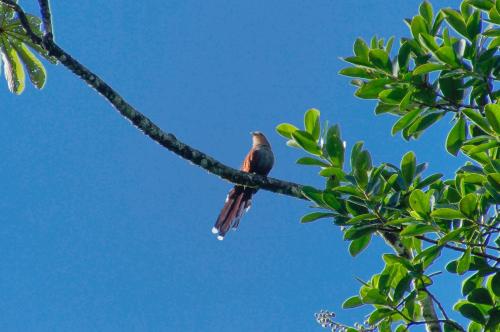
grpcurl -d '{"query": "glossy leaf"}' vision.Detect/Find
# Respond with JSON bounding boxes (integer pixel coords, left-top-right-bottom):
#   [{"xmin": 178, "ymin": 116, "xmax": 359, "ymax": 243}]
[
  {"xmin": 392, "ymin": 109, "xmax": 421, "ymax": 135},
  {"xmin": 442, "ymin": 8, "xmax": 468, "ymax": 37},
  {"xmin": 467, "ymin": 287, "xmax": 493, "ymax": 305},
  {"xmin": 304, "ymin": 108, "xmax": 321, "ymax": 141},
  {"xmin": 409, "ymin": 189, "xmax": 431, "ymax": 216},
  {"xmin": 457, "ymin": 303, "xmax": 486, "ymax": 324},
  {"xmin": 446, "ymin": 116, "xmax": 467, "ymax": 156},
  {"xmin": 0, "ymin": 36, "xmax": 25, "ymax": 94},
  {"xmin": 462, "ymin": 108, "xmax": 494, "ymax": 135},
  {"xmin": 325, "ymin": 125, "xmax": 344, "ymax": 168},
  {"xmin": 431, "ymin": 208, "xmax": 465, "ymax": 219},
  {"xmin": 484, "ymin": 103, "xmax": 500, "ymax": 134},
  {"xmin": 368, "ymin": 49, "xmax": 392, "ymax": 72},
  {"xmin": 291, "ymin": 130, "xmax": 322, "ymax": 155},
  {"xmin": 401, "ymin": 151, "xmax": 416, "ymax": 186},
  {"xmin": 300, "ymin": 212, "xmax": 335, "ymax": 223},
  {"xmin": 342, "ymin": 296, "xmax": 363, "ymax": 309},
  {"xmin": 401, "ymin": 224, "xmax": 436, "ymax": 236},
  {"xmin": 276, "ymin": 123, "xmax": 299, "ymax": 139},
  {"xmin": 296, "ymin": 157, "xmax": 330, "ymax": 167},
  {"xmin": 349, "ymin": 234, "xmax": 371, "ymax": 257},
  {"xmin": 413, "ymin": 63, "xmax": 446, "ymax": 75},
  {"xmin": 457, "ymin": 247, "xmax": 472, "ymax": 275}
]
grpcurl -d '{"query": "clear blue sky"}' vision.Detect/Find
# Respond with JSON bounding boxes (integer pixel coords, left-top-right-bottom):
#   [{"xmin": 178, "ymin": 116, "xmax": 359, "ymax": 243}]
[{"xmin": 0, "ymin": 1, "xmax": 465, "ymax": 331}]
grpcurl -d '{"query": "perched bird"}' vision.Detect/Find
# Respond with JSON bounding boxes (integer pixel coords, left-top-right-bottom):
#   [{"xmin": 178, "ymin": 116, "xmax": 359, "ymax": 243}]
[{"xmin": 212, "ymin": 131, "xmax": 274, "ymax": 240}]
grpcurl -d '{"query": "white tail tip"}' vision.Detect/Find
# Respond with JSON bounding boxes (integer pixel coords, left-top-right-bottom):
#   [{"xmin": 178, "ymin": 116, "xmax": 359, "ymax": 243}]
[
  {"xmin": 217, "ymin": 235, "xmax": 224, "ymax": 241},
  {"xmin": 211, "ymin": 227, "xmax": 219, "ymax": 234}
]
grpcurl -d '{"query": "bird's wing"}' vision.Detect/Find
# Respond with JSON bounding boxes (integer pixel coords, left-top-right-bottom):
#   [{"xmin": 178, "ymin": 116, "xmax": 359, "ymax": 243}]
[{"xmin": 241, "ymin": 148, "xmax": 256, "ymax": 172}]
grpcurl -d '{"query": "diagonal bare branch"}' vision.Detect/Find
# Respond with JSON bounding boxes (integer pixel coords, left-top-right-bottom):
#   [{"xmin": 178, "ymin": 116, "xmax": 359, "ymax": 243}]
[{"xmin": 0, "ymin": 0, "xmax": 306, "ymax": 200}]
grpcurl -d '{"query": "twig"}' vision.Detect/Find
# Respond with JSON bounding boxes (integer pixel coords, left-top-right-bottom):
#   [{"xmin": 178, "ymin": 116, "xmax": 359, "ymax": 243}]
[{"xmin": 418, "ymin": 235, "xmax": 500, "ymax": 262}]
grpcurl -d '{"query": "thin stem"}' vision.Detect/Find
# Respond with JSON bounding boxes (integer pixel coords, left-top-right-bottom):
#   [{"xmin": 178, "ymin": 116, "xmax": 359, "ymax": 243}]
[{"xmin": 418, "ymin": 235, "xmax": 500, "ymax": 262}]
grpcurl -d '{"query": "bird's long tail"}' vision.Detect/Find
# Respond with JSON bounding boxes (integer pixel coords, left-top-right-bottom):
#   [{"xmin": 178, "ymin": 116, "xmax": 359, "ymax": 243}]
[{"xmin": 212, "ymin": 186, "xmax": 254, "ymax": 240}]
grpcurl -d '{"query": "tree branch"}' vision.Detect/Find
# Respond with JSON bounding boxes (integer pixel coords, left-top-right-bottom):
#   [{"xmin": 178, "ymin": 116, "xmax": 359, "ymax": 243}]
[
  {"xmin": 37, "ymin": 0, "xmax": 54, "ymax": 42},
  {"xmin": 0, "ymin": 0, "xmax": 306, "ymax": 200}
]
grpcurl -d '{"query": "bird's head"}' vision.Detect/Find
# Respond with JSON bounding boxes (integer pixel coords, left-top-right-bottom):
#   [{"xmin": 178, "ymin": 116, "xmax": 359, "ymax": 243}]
[{"xmin": 250, "ymin": 131, "xmax": 271, "ymax": 147}]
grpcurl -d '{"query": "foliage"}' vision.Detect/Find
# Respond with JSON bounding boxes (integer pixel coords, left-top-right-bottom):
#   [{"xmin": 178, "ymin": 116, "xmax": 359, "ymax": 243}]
[
  {"xmin": 0, "ymin": 1, "xmax": 54, "ymax": 94},
  {"xmin": 277, "ymin": 1, "xmax": 499, "ymax": 331}
]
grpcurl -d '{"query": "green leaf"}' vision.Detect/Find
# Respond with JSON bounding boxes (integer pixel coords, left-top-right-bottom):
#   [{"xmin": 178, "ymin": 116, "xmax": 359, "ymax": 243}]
[
  {"xmin": 413, "ymin": 63, "xmax": 446, "ymax": 75},
  {"xmin": 416, "ymin": 173, "xmax": 443, "ymax": 189},
  {"xmin": 368, "ymin": 49, "xmax": 392, "ymax": 72},
  {"xmin": 291, "ymin": 130, "xmax": 322, "ymax": 155},
  {"xmin": 446, "ymin": 117, "xmax": 467, "ymax": 156},
  {"xmin": 350, "ymin": 141, "xmax": 364, "ymax": 170},
  {"xmin": 438, "ymin": 228, "xmax": 463, "ymax": 245},
  {"xmin": 488, "ymin": 273, "xmax": 500, "ymax": 297},
  {"xmin": 411, "ymin": 15, "xmax": 429, "ymax": 39},
  {"xmin": 435, "ymin": 45, "xmax": 460, "ymax": 66},
  {"xmin": 408, "ymin": 112, "xmax": 445, "ymax": 138},
  {"xmin": 463, "ymin": 272, "xmax": 484, "ymax": 296},
  {"xmin": 442, "ymin": 8, "xmax": 468, "ymax": 37},
  {"xmin": 420, "ymin": 1, "xmax": 434, "ymax": 25},
  {"xmin": 353, "ymin": 38, "xmax": 369, "ymax": 59},
  {"xmin": 383, "ymin": 254, "xmax": 414, "ymax": 271},
  {"xmin": 304, "ymin": 108, "xmax": 321, "ymax": 141},
  {"xmin": 463, "ymin": 108, "xmax": 494, "ymax": 135},
  {"xmin": 296, "ymin": 157, "xmax": 330, "ymax": 167},
  {"xmin": 322, "ymin": 191, "xmax": 342, "ymax": 211},
  {"xmin": 301, "ymin": 186, "xmax": 325, "ymax": 207},
  {"xmin": 457, "ymin": 247, "xmax": 472, "ymax": 275},
  {"xmin": 431, "ymin": 208, "xmax": 466, "ymax": 219},
  {"xmin": 484, "ymin": 104, "xmax": 500, "ymax": 134},
  {"xmin": 459, "ymin": 193, "xmax": 477, "ymax": 218},
  {"xmin": 0, "ymin": 36, "xmax": 25, "ymax": 94},
  {"xmin": 355, "ymin": 78, "xmax": 391, "ymax": 99},
  {"xmin": 338, "ymin": 67, "xmax": 373, "ymax": 79},
  {"xmin": 346, "ymin": 213, "xmax": 377, "ymax": 225},
  {"xmin": 467, "ymin": 0, "xmax": 494, "ymax": 11},
  {"xmin": 457, "ymin": 303, "xmax": 486, "ymax": 324},
  {"xmin": 300, "ymin": 212, "xmax": 335, "ymax": 223},
  {"xmin": 486, "ymin": 174, "xmax": 500, "ymax": 193},
  {"xmin": 362, "ymin": 289, "xmax": 387, "ymax": 305},
  {"xmin": 344, "ymin": 225, "xmax": 377, "ymax": 240},
  {"xmin": 398, "ymin": 42, "xmax": 412, "ymax": 70},
  {"xmin": 325, "ymin": 125, "xmax": 344, "ymax": 168},
  {"xmin": 414, "ymin": 244, "xmax": 442, "ymax": 268},
  {"xmin": 368, "ymin": 308, "xmax": 393, "ymax": 325},
  {"xmin": 439, "ymin": 71, "xmax": 464, "ymax": 102},
  {"xmin": 401, "ymin": 151, "xmax": 416, "ymax": 186},
  {"xmin": 349, "ymin": 234, "xmax": 371, "ymax": 257},
  {"xmin": 392, "ymin": 109, "xmax": 421, "ymax": 135},
  {"xmin": 466, "ymin": 10, "xmax": 481, "ymax": 39},
  {"xmin": 394, "ymin": 275, "xmax": 413, "ymax": 301},
  {"xmin": 409, "ymin": 189, "xmax": 431, "ymax": 217},
  {"xmin": 276, "ymin": 123, "xmax": 299, "ymax": 139},
  {"xmin": 465, "ymin": 140, "xmax": 500, "ymax": 154},
  {"xmin": 401, "ymin": 224, "xmax": 436, "ymax": 236},
  {"xmin": 419, "ymin": 33, "xmax": 440, "ymax": 51},
  {"xmin": 11, "ymin": 40, "xmax": 45, "ymax": 89},
  {"xmin": 342, "ymin": 296, "xmax": 363, "ymax": 309},
  {"xmin": 468, "ymin": 287, "xmax": 493, "ymax": 305}
]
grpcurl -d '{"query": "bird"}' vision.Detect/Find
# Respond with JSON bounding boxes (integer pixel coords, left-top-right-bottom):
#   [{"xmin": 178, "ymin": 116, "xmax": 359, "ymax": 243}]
[{"xmin": 212, "ymin": 131, "xmax": 274, "ymax": 240}]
